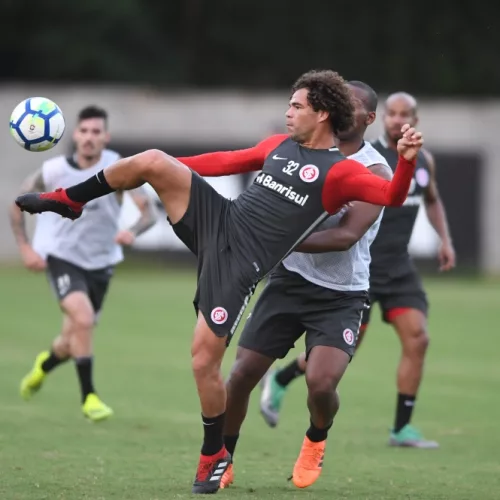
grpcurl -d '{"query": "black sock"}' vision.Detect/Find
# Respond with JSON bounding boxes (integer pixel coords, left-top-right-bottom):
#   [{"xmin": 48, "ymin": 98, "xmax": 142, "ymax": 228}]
[
  {"xmin": 41, "ymin": 350, "xmax": 68, "ymax": 373},
  {"xmin": 394, "ymin": 393, "xmax": 416, "ymax": 432},
  {"xmin": 275, "ymin": 359, "xmax": 305, "ymax": 387},
  {"xmin": 201, "ymin": 413, "xmax": 225, "ymax": 456},
  {"xmin": 306, "ymin": 419, "xmax": 333, "ymax": 443},
  {"xmin": 75, "ymin": 357, "xmax": 95, "ymax": 403},
  {"xmin": 66, "ymin": 170, "xmax": 115, "ymax": 203},
  {"xmin": 224, "ymin": 434, "xmax": 239, "ymax": 459}
]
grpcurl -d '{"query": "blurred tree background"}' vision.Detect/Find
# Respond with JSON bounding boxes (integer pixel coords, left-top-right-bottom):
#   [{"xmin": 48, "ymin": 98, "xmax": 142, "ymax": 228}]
[{"xmin": 1, "ymin": 0, "xmax": 498, "ymax": 96}]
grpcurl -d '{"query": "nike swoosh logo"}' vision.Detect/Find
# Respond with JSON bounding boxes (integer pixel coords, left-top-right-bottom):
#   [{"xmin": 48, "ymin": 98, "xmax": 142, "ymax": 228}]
[{"xmin": 273, "ymin": 154, "xmax": 287, "ymax": 160}]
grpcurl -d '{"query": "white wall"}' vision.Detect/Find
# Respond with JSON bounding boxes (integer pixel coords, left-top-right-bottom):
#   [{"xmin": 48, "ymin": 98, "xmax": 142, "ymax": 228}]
[{"xmin": 1, "ymin": 84, "xmax": 498, "ymax": 270}]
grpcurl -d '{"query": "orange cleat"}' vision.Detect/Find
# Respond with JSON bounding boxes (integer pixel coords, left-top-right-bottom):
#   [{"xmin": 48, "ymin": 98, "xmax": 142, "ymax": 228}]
[
  {"xmin": 220, "ymin": 463, "xmax": 234, "ymax": 489},
  {"xmin": 290, "ymin": 436, "xmax": 326, "ymax": 488}
]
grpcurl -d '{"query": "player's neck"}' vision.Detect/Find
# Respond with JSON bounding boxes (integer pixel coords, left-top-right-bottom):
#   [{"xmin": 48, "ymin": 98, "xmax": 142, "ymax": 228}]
[
  {"xmin": 75, "ymin": 153, "xmax": 102, "ymax": 169},
  {"xmin": 336, "ymin": 137, "xmax": 364, "ymax": 157},
  {"xmin": 301, "ymin": 130, "xmax": 335, "ymax": 150},
  {"xmin": 383, "ymin": 133, "xmax": 398, "ymax": 150}
]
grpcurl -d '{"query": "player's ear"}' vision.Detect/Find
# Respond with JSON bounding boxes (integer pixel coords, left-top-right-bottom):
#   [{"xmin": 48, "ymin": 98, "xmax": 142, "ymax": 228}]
[
  {"xmin": 104, "ymin": 131, "xmax": 111, "ymax": 145},
  {"xmin": 366, "ymin": 112, "xmax": 376, "ymax": 126},
  {"xmin": 413, "ymin": 114, "xmax": 419, "ymax": 127},
  {"xmin": 317, "ymin": 109, "xmax": 329, "ymax": 124}
]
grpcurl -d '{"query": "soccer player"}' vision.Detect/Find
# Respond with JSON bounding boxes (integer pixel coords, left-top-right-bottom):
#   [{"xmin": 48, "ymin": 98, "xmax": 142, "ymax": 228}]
[
  {"xmin": 9, "ymin": 106, "xmax": 157, "ymax": 422},
  {"xmin": 15, "ymin": 70, "xmax": 422, "ymax": 494},
  {"xmin": 219, "ymin": 81, "xmax": 392, "ymax": 489},
  {"xmin": 260, "ymin": 92, "xmax": 455, "ymax": 449}
]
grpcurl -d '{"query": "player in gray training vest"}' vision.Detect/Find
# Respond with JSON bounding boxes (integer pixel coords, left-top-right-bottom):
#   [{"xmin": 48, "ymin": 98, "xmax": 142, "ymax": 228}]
[
  {"xmin": 9, "ymin": 105, "xmax": 158, "ymax": 422},
  {"xmin": 220, "ymin": 81, "xmax": 394, "ymax": 489},
  {"xmin": 259, "ymin": 92, "xmax": 455, "ymax": 450}
]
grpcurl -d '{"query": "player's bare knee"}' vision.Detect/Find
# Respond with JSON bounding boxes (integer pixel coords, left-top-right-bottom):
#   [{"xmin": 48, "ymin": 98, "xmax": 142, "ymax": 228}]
[
  {"xmin": 61, "ymin": 293, "xmax": 95, "ymax": 332},
  {"xmin": 306, "ymin": 370, "xmax": 338, "ymax": 398},
  {"xmin": 406, "ymin": 325, "xmax": 429, "ymax": 353},
  {"xmin": 227, "ymin": 354, "xmax": 266, "ymax": 393}
]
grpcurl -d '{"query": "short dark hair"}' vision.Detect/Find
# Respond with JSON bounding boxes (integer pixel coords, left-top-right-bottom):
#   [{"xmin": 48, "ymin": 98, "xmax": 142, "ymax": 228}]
[
  {"xmin": 348, "ymin": 80, "xmax": 378, "ymax": 112},
  {"xmin": 291, "ymin": 70, "xmax": 355, "ymax": 134},
  {"xmin": 77, "ymin": 105, "xmax": 108, "ymax": 124}
]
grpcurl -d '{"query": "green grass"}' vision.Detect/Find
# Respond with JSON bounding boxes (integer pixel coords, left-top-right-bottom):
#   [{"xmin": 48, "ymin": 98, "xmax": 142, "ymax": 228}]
[{"xmin": 1, "ymin": 265, "xmax": 499, "ymax": 499}]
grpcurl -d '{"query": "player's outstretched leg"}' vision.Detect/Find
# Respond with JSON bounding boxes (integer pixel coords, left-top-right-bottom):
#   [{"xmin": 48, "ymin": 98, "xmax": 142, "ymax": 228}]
[
  {"xmin": 291, "ymin": 346, "xmax": 349, "ymax": 489},
  {"xmin": 260, "ymin": 352, "xmax": 306, "ymax": 428},
  {"xmin": 221, "ymin": 347, "xmax": 275, "ymax": 488},
  {"xmin": 389, "ymin": 309, "xmax": 438, "ymax": 448},
  {"xmin": 16, "ymin": 150, "xmax": 192, "ymax": 225},
  {"xmin": 191, "ymin": 313, "xmax": 232, "ymax": 494}
]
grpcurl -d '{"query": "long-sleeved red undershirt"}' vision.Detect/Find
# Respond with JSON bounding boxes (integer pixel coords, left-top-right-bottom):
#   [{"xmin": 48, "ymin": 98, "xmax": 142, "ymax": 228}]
[{"xmin": 178, "ymin": 134, "xmax": 415, "ymax": 214}]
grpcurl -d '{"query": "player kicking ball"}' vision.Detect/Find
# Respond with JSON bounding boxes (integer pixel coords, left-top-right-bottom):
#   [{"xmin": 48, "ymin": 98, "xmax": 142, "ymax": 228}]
[{"xmin": 15, "ymin": 70, "xmax": 421, "ymax": 494}]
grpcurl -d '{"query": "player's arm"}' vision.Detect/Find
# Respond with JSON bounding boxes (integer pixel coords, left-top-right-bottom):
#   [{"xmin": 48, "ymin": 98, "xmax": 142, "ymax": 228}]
[
  {"xmin": 322, "ymin": 155, "xmax": 415, "ymax": 214},
  {"xmin": 127, "ymin": 187, "xmax": 158, "ymax": 237},
  {"xmin": 297, "ymin": 164, "xmax": 392, "ymax": 253},
  {"xmin": 9, "ymin": 168, "xmax": 47, "ymax": 271},
  {"xmin": 177, "ymin": 134, "xmax": 288, "ymax": 177},
  {"xmin": 421, "ymin": 148, "xmax": 456, "ymax": 271},
  {"xmin": 9, "ymin": 168, "xmax": 45, "ymax": 248},
  {"xmin": 114, "ymin": 186, "xmax": 158, "ymax": 246}
]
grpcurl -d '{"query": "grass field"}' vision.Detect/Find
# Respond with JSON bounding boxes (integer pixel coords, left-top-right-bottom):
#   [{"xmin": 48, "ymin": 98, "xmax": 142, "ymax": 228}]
[{"xmin": 1, "ymin": 264, "xmax": 499, "ymax": 499}]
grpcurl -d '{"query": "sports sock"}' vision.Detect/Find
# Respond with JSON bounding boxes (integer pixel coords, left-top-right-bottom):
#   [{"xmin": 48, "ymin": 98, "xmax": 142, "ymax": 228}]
[
  {"xmin": 66, "ymin": 170, "xmax": 115, "ymax": 203},
  {"xmin": 201, "ymin": 413, "xmax": 225, "ymax": 456},
  {"xmin": 394, "ymin": 393, "xmax": 416, "ymax": 432},
  {"xmin": 41, "ymin": 350, "xmax": 68, "ymax": 373},
  {"xmin": 275, "ymin": 359, "xmax": 305, "ymax": 387},
  {"xmin": 223, "ymin": 434, "xmax": 239, "ymax": 458},
  {"xmin": 306, "ymin": 419, "xmax": 333, "ymax": 443},
  {"xmin": 75, "ymin": 357, "xmax": 95, "ymax": 403}
]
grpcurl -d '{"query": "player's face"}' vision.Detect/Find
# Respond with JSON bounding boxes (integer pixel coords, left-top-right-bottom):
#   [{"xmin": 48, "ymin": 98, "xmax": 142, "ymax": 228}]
[
  {"xmin": 336, "ymin": 87, "xmax": 375, "ymax": 141},
  {"xmin": 383, "ymin": 98, "xmax": 418, "ymax": 142},
  {"xmin": 73, "ymin": 117, "xmax": 109, "ymax": 159},
  {"xmin": 286, "ymin": 88, "xmax": 328, "ymax": 143}
]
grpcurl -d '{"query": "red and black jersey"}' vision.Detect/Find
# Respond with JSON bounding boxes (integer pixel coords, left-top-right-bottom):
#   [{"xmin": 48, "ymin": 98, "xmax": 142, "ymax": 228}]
[{"xmin": 178, "ymin": 134, "xmax": 415, "ymax": 279}]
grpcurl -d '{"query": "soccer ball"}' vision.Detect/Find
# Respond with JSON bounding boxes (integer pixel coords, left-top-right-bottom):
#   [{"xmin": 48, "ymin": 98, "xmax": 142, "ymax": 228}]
[{"xmin": 9, "ymin": 97, "xmax": 65, "ymax": 152}]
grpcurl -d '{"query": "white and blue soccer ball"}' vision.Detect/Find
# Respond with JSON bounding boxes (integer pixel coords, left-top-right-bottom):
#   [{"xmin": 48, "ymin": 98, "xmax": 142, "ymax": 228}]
[{"xmin": 9, "ymin": 97, "xmax": 65, "ymax": 152}]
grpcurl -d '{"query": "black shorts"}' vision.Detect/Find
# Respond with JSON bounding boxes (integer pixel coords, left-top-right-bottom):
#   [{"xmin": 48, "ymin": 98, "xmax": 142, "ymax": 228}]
[
  {"xmin": 362, "ymin": 269, "xmax": 428, "ymax": 326},
  {"xmin": 170, "ymin": 172, "xmax": 260, "ymax": 341},
  {"xmin": 238, "ymin": 265, "xmax": 369, "ymax": 359},
  {"xmin": 46, "ymin": 255, "xmax": 113, "ymax": 314}
]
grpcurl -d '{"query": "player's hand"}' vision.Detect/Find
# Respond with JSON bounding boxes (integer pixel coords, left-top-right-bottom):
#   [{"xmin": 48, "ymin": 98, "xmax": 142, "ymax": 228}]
[
  {"xmin": 115, "ymin": 230, "xmax": 136, "ymax": 246},
  {"xmin": 397, "ymin": 124, "xmax": 424, "ymax": 162},
  {"xmin": 20, "ymin": 245, "xmax": 46, "ymax": 272},
  {"xmin": 438, "ymin": 240, "xmax": 456, "ymax": 272}
]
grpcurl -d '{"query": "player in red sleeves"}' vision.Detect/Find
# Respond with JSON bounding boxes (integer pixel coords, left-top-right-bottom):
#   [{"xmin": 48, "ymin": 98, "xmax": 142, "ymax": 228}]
[{"xmin": 16, "ymin": 70, "xmax": 423, "ymax": 494}]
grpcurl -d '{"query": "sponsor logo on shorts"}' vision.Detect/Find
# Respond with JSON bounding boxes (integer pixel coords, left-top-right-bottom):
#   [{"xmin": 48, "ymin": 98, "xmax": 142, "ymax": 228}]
[
  {"xmin": 254, "ymin": 173, "xmax": 309, "ymax": 206},
  {"xmin": 299, "ymin": 164, "xmax": 319, "ymax": 183},
  {"xmin": 343, "ymin": 328, "xmax": 354, "ymax": 345},
  {"xmin": 211, "ymin": 307, "xmax": 228, "ymax": 325}
]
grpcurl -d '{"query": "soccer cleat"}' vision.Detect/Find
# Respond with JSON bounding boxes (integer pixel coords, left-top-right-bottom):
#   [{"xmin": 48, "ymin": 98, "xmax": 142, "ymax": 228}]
[
  {"xmin": 192, "ymin": 447, "xmax": 231, "ymax": 494},
  {"xmin": 82, "ymin": 393, "xmax": 113, "ymax": 422},
  {"xmin": 389, "ymin": 424, "xmax": 439, "ymax": 449},
  {"xmin": 259, "ymin": 369, "xmax": 287, "ymax": 428},
  {"xmin": 15, "ymin": 188, "xmax": 83, "ymax": 220},
  {"xmin": 219, "ymin": 463, "xmax": 234, "ymax": 489},
  {"xmin": 20, "ymin": 351, "xmax": 50, "ymax": 400},
  {"xmin": 290, "ymin": 436, "xmax": 326, "ymax": 489}
]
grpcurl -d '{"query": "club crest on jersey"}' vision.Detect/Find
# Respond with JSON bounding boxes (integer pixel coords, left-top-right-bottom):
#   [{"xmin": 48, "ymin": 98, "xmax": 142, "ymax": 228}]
[
  {"xmin": 343, "ymin": 328, "xmax": 354, "ymax": 345},
  {"xmin": 299, "ymin": 164, "xmax": 319, "ymax": 183},
  {"xmin": 415, "ymin": 168, "xmax": 430, "ymax": 187},
  {"xmin": 211, "ymin": 307, "xmax": 228, "ymax": 325}
]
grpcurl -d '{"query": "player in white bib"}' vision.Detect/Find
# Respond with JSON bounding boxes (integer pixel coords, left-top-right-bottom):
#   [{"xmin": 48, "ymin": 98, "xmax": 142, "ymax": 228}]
[
  {"xmin": 219, "ymin": 81, "xmax": 393, "ymax": 489},
  {"xmin": 9, "ymin": 106, "xmax": 157, "ymax": 421}
]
